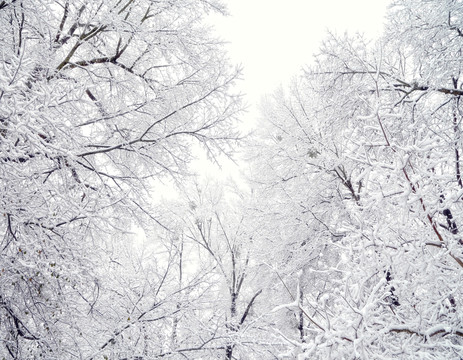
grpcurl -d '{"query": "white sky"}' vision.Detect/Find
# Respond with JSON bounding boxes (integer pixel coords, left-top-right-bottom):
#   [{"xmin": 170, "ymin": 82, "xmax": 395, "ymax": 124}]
[
  {"xmin": 210, "ymin": 0, "xmax": 389, "ymax": 107},
  {"xmin": 196, "ymin": 1, "xmax": 390, "ymax": 179}
]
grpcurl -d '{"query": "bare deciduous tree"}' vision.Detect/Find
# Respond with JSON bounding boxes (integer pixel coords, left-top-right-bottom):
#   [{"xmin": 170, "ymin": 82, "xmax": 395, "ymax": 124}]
[{"xmin": 0, "ymin": 0, "xmax": 241, "ymax": 358}]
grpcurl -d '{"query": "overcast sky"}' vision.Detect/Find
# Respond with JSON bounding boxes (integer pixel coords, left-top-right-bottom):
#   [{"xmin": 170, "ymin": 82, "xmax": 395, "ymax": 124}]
[
  {"xmin": 210, "ymin": 0, "xmax": 389, "ymax": 105},
  {"xmin": 193, "ymin": 1, "xmax": 390, "ymax": 178}
]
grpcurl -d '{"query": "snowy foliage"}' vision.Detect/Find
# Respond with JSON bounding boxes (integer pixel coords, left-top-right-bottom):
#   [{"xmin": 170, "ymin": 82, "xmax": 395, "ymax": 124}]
[
  {"xmin": 250, "ymin": 1, "xmax": 463, "ymax": 358},
  {"xmin": 0, "ymin": 0, "xmax": 241, "ymax": 358},
  {"xmin": 2, "ymin": 0, "xmax": 463, "ymax": 359}
]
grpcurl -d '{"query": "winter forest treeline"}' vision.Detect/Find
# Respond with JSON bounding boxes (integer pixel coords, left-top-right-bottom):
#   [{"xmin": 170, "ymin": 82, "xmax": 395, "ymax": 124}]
[{"xmin": 0, "ymin": 0, "xmax": 462, "ymax": 359}]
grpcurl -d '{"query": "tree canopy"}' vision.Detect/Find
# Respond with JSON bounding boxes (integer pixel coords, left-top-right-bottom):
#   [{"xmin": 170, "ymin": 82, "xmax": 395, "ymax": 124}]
[{"xmin": 1, "ymin": 0, "xmax": 463, "ymax": 359}]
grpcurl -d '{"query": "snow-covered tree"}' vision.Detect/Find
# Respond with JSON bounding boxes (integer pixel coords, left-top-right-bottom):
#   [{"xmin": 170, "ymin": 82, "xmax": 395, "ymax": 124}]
[
  {"xmin": 0, "ymin": 0, "xmax": 241, "ymax": 358},
  {"xmin": 251, "ymin": 1, "xmax": 463, "ymax": 358},
  {"xmin": 159, "ymin": 181, "xmax": 273, "ymax": 359}
]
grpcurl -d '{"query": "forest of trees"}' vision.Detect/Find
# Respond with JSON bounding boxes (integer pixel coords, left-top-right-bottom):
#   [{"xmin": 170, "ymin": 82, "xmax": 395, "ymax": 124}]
[{"xmin": 1, "ymin": 0, "xmax": 463, "ymax": 359}]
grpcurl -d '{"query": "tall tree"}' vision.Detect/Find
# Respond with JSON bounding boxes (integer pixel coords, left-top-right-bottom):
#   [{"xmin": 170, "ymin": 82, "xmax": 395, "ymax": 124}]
[
  {"xmin": 0, "ymin": 0, "xmax": 241, "ymax": 358},
  {"xmin": 160, "ymin": 180, "xmax": 272, "ymax": 359},
  {"xmin": 251, "ymin": 1, "xmax": 463, "ymax": 358}
]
